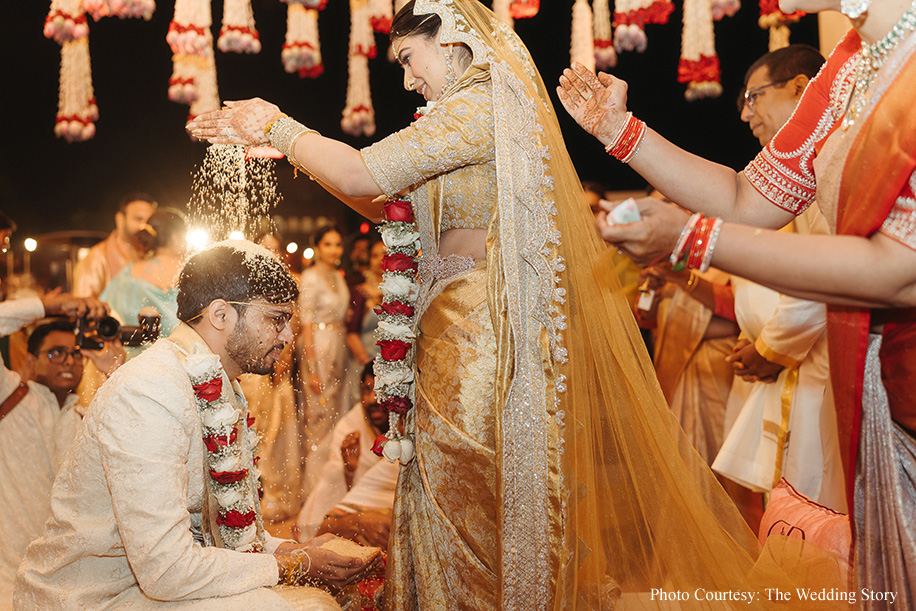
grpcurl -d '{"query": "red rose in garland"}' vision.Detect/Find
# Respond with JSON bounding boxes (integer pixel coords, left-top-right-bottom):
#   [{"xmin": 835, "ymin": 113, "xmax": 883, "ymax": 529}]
[
  {"xmin": 375, "ymin": 301, "xmax": 415, "ymax": 317},
  {"xmin": 383, "ymin": 200, "xmax": 414, "ymax": 223},
  {"xmin": 382, "ymin": 253, "xmax": 418, "ymax": 272},
  {"xmin": 203, "ymin": 428, "xmax": 239, "ymax": 452},
  {"xmin": 193, "ymin": 377, "xmax": 223, "ymax": 402},
  {"xmin": 209, "ymin": 469, "xmax": 249, "ymax": 484},
  {"xmin": 381, "ymin": 396, "xmax": 413, "ymax": 415},
  {"xmin": 371, "ymin": 435, "xmax": 388, "ymax": 457},
  {"xmin": 378, "ymin": 339, "xmax": 411, "ymax": 362},
  {"xmin": 217, "ymin": 509, "xmax": 257, "ymax": 529}
]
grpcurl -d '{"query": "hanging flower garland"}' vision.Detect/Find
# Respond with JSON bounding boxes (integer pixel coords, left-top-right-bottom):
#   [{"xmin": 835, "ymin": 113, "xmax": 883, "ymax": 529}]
[
  {"xmin": 493, "ymin": 0, "xmax": 514, "ymax": 29},
  {"xmin": 341, "ymin": 0, "xmax": 376, "ymax": 137},
  {"xmin": 614, "ymin": 0, "xmax": 675, "ymax": 53},
  {"xmin": 371, "ymin": 198, "xmax": 420, "ymax": 464},
  {"xmin": 83, "ymin": 0, "xmax": 155, "ymax": 21},
  {"xmin": 510, "ymin": 0, "xmax": 540, "ymax": 19},
  {"xmin": 679, "ymin": 0, "xmax": 723, "ymax": 100},
  {"xmin": 185, "ymin": 351, "xmax": 266, "ymax": 553},
  {"xmin": 712, "ymin": 0, "xmax": 741, "ymax": 20},
  {"xmin": 168, "ymin": 54, "xmax": 204, "ymax": 104},
  {"xmin": 570, "ymin": 0, "xmax": 596, "ymax": 71},
  {"xmin": 368, "ymin": 0, "xmax": 394, "ymax": 33},
  {"xmin": 218, "ymin": 0, "xmax": 261, "ymax": 54},
  {"xmin": 44, "ymin": 0, "xmax": 88, "ymax": 44},
  {"xmin": 283, "ymin": 4, "xmax": 324, "ymax": 78},
  {"xmin": 55, "ymin": 38, "xmax": 98, "ymax": 143},
  {"xmin": 592, "ymin": 0, "xmax": 618, "ymax": 70},
  {"xmin": 188, "ymin": 41, "xmax": 221, "ymax": 119},
  {"xmin": 167, "ymin": 0, "xmax": 212, "ymax": 57},
  {"xmin": 759, "ymin": 0, "xmax": 805, "ymax": 51}
]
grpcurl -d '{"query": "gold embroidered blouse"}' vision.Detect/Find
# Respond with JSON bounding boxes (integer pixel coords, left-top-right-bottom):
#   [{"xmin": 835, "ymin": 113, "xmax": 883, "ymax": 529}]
[{"xmin": 360, "ymin": 78, "xmax": 495, "ymax": 232}]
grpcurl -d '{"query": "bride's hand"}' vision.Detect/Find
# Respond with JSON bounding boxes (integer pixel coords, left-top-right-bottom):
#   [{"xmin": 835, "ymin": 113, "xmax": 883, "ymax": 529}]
[
  {"xmin": 186, "ymin": 98, "xmax": 283, "ymax": 146},
  {"xmin": 557, "ymin": 62, "xmax": 630, "ymax": 147}
]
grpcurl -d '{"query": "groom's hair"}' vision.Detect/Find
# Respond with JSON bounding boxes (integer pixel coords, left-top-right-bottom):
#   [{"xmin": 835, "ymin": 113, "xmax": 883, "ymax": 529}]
[{"xmin": 176, "ymin": 242, "xmax": 299, "ymax": 323}]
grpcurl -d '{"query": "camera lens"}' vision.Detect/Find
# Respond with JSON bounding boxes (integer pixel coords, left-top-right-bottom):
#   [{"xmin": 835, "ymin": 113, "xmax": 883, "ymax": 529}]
[{"xmin": 95, "ymin": 316, "xmax": 122, "ymax": 341}]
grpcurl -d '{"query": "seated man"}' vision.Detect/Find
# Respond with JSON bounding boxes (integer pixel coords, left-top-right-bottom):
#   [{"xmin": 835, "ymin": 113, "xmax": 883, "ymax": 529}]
[
  {"xmin": 0, "ymin": 294, "xmax": 122, "ymax": 608},
  {"xmin": 295, "ymin": 364, "xmax": 389, "ymax": 544},
  {"xmin": 14, "ymin": 243, "xmax": 379, "ymax": 610}
]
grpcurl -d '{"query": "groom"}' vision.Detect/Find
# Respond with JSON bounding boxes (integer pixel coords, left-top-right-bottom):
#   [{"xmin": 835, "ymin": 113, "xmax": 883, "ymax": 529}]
[{"xmin": 15, "ymin": 242, "xmax": 378, "ymax": 610}]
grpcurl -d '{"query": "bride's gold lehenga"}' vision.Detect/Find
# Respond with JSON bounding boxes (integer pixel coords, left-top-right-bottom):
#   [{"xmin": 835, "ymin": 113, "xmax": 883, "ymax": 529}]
[{"xmin": 361, "ymin": 2, "xmax": 842, "ymax": 609}]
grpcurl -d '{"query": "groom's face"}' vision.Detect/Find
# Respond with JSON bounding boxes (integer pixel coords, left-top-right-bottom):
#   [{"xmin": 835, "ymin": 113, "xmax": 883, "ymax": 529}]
[{"xmin": 225, "ymin": 300, "xmax": 294, "ymax": 375}]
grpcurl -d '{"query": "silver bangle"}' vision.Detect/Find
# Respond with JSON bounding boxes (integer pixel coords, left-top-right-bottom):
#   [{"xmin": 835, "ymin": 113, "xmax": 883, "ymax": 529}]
[{"xmin": 268, "ymin": 117, "xmax": 317, "ymax": 164}]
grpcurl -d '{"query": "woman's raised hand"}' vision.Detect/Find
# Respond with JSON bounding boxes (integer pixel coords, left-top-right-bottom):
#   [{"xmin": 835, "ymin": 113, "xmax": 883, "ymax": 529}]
[
  {"xmin": 557, "ymin": 62, "xmax": 629, "ymax": 146},
  {"xmin": 186, "ymin": 98, "xmax": 283, "ymax": 147}
]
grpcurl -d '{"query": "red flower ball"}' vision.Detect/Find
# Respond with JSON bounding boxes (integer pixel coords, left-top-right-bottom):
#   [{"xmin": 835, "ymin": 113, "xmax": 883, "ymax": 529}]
[
  {"xmin": 203, "ymin": 428, "xmax": 238, "ymax": 453},
  {"xmin": 247, "ymin": 414, "xmax": 255, "ymax": 428},
  {"xmin": 209, "ymin": 469, "xmax": 249, "ymax": 484},
  {"xmin": 217, "ymin": 509, "xmax": 257, "ymax": 529},
  {"xmin": 378, "ymin": 339, "xmax": 411, "ymax": 362},
  {"xmin": 382, "ymin": 253, "xmax": 418, "ymax": 273},
  {"xmin": 383, "ymin": 200, "xmax": 414, "ymax": 224},
  {"xmin": 370, "ymin": 435, "xmax": 388, "ymax": 457},
  {"xmin": 375, "ymin": 301, "xmax": 415, "ymax": 317},
  {"xmin": 381, "ymin": 396, "xmax": 413, "ymax": 415},
  {"xmin": 193, "ymin": 377, "xmax": 223, "ymax": 402}
]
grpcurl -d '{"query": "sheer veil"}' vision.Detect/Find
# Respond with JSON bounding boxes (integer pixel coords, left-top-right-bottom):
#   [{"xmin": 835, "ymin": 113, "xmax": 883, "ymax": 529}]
[{"xmin": 400, "ymin": 2, "xmax": 843, "ymax": 609}]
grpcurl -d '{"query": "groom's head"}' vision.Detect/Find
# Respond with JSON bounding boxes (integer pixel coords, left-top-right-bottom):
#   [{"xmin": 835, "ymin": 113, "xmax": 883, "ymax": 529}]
[{"xmin": 177, "ymin": 241, "xmax": 298, "ymax": 377}]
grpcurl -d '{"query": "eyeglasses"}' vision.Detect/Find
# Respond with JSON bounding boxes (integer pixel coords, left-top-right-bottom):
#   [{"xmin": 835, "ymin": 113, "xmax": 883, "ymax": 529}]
[
  {"xmin": 227, "ymin": 301, "xmax": 293, "ymax": 332},
  {"xmin": 44, "ymin": 346, "xmax": 85, "ymax": 364},
  {"xmin": 742, "ymin": 79, "xmax": 790, "ymax": 111}
]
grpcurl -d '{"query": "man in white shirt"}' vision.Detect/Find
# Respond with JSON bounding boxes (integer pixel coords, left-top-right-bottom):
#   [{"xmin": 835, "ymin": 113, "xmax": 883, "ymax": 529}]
[{"xmin": 0, "ymin": 293, "xmax": 121, "ymax": 609}]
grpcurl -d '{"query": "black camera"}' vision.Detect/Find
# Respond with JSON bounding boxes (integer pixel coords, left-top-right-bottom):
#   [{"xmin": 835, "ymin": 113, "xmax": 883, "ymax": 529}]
[{"xmin": 76, "ymin": 312, "xmax": 162, "ymax": 351}]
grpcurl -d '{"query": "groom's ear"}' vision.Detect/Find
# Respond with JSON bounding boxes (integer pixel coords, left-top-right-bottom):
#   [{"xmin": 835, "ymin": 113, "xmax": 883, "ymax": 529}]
[{"xmin": 203, "ymin": 299, "xmax": 236, "ymax": 332}]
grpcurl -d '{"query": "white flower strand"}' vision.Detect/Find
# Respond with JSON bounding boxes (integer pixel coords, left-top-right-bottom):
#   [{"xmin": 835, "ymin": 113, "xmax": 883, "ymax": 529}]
[
  {"xmin": 282, "ymin": 4, "xmax": 323, "ymax": 77},
  {"xmin": 570, "ymin": 0, "xmax": 596, "ymax": 72},
  {"xmin": 592, "ymin": 0, "xmax": 617, "ymax": 70},
  {"xmin": 218, "ymin": 0, "xmax": 261, "ymax": 54},
  {"xmin": 56, "ymin": 38, "xmax": 98, "ymax": 143}
]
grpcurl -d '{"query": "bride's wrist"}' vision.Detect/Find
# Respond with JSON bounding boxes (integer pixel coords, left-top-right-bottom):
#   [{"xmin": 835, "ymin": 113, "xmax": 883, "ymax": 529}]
[{"xmin": 267, "ymin": 116, "xmax": 320, "ymax": 169}]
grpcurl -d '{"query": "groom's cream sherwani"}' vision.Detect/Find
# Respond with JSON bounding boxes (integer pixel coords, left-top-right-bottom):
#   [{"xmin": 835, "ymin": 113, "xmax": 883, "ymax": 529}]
[{"xmin": 14, "ymin": 324, "xmax": 337, "ymax": 610}]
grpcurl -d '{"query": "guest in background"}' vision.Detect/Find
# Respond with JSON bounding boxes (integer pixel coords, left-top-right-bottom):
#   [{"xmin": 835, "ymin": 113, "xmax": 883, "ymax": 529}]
[
  {"xmin": 345, "ymin": 235, "xmax": 383, "ymax": 378},
  {"xmin": 101, "ymin": 208, "xmax": 187, "ymax": 345},
  {"xmin": 298, "ymin": 226, "xmax": 352, "ymax": 496},
  {"xmin": 73, "ymin": 194, "xmax": 156, "ymax": 298},
  {"xmin": 0, "ymin": 294, "xmax": 122, "ymax": 608}
]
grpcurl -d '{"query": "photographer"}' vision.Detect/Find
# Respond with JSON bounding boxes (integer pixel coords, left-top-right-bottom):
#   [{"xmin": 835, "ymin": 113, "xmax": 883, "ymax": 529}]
[{"xmin": 0, "ymin": 293, "xmax": 124, "ymax": 608}]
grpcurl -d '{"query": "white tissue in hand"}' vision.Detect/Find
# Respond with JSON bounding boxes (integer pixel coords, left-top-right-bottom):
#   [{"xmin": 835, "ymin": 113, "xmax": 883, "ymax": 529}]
[{"xmin": 609, "ymin": 198, "xmax": 642, "ymax": 224}]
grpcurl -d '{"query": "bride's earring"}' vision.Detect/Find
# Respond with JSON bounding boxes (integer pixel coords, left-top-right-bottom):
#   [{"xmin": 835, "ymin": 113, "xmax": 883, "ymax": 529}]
[
  {"xmin": 443, "ymin": 45, "xmax": 456, "ymax": 90},
  {"xmin": 840, "ymin": 0, "xmax": 870, "ymax": 19}
]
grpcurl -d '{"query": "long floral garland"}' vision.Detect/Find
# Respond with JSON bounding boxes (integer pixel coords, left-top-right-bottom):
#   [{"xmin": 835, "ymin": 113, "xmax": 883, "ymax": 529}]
[
  {"xmin": 185, "ymin": 351, "xmax": 265, "ymax": 552},
  {"xmin": 370, "ymin": 197, "xmax": 419, "ymax": 464}
]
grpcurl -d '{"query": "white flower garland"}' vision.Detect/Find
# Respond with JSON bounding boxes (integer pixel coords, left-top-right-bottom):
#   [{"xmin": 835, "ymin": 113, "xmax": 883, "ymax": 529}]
[
  {"xmin": 341, "ymin": 0, "xmax": 377, "ymax": 137},
  {"xmin": 592, "ymin": 0, "xmax": 618, "ymax": 70},
  {"xmin": 184, "ymin": 350, "xmax": 265, "ymax": 553},
  {"xmin": 282, "ymin": 4, "xmax": 324, "ymax": 78},
  {"xmin": 83, "ymin": 0, "xmax": 155, "ymax": 21},
  {"xmin": 679, "ymin": 0, "xmax": 723, "ymax": 100},
  {"xmin": 218, "ymin": 0, "xmax": 261, "ymax": 54},
  {"xmin": 56, "ymin": 38, "xmax": 98, "ymax": 143},
  {"xmin": 571, "ymin": 0, "xmax": 596, "ymax": 72},
  {"xmin": 368, "ymin": 0, "xmax": 394, "ymax": 33},
  {"xmin": 613, "ymin": 0, "xmax": 674, "ymax": 54},
  {"xmin": 371, "ymin": 196, "xmax": 420, "ymax": 464}
]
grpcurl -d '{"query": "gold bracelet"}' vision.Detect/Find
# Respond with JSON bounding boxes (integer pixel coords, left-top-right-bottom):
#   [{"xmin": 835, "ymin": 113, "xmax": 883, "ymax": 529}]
[
  {"xmin": 685, "ymin": 271, "xmax": 699, "ymax": 293},
  {"xmin": 263, "ymin": 113, "xmax": 288, "ymax": 135}
]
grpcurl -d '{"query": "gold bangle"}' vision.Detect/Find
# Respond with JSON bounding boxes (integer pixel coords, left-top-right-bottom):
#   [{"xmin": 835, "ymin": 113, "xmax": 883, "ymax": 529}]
[
  {"xmin": 685, "ymin": 272, "xmax": 699, "ymax": 293},
  {"xmin": 263, "ymin": 113, "xmax": 288, "ymax": 135}
]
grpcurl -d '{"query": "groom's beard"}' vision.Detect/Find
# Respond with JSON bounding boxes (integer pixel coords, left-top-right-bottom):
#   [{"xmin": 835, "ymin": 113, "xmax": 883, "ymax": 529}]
[{"xmin": 226, "ymin": 319, "xmax": 284, "ymax": 376}]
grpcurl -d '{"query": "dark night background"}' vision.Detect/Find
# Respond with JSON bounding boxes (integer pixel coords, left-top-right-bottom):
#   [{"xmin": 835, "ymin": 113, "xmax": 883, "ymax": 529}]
[{"xmin": 1, "ymin": 1, "xmax": 819, "ymax": 245}]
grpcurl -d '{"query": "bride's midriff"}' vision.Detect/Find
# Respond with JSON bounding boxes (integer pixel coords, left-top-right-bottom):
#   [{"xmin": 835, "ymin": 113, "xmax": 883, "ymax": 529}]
[{"xmin": 439, "ymin": 228, "xmax": 487, "ymax": 260}]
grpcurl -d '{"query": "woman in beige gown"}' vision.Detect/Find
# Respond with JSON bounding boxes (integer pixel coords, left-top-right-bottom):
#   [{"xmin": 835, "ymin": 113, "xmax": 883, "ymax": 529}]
[{"xmin": 189, "ymin": 1, "xmax": 843, "ymax": 608}]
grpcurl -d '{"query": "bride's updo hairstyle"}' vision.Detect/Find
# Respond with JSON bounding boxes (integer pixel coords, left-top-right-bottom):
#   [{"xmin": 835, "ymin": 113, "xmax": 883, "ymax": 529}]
[
  {"xmin": 390, "ymin": 1, "xmax": 441, "ymax": 43},
  {"xmin": 390, "ymin": 1, "xmax": 472, "ymax": 71}
]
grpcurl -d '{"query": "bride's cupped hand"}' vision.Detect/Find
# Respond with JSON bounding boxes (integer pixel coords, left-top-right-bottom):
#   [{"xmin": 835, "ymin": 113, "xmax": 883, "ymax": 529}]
[
  {"xmin": 557, "ymin": 63, "xmax": 629, "ymax": 146},
  {"xmin": 595, "ymin": 197, "xmax": 690, "ymax": 267},
  {"xmin": 186, "ymin": 98, "xmax": 283, "ymax": 147}
]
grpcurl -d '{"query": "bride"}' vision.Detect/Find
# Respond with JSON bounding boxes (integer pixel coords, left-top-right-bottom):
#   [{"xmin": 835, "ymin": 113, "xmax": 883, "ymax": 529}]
[{"xmin": 189, "ymin": 1, "xmax": 837, "ymax": 608}]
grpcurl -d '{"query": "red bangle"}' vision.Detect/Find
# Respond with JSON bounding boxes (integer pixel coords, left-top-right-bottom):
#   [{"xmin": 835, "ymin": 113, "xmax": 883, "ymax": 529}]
[{"xmin": 605, "ymin": 113, "xmax": 647, "ymax": 163}]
